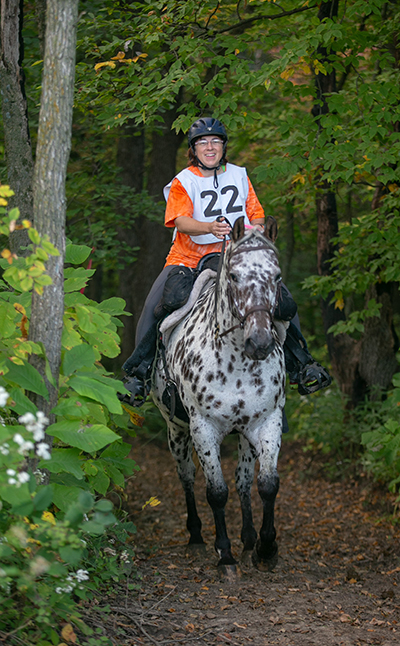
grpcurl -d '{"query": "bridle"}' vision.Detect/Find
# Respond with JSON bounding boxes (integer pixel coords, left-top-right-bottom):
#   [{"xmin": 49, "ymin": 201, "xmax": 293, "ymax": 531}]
[{"xmin": 214, "ymin": 234, "xmax": 281, "ymax": 340}]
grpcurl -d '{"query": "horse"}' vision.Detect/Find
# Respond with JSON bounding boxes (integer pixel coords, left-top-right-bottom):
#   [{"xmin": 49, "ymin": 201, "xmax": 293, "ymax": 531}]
[{"xmin": 151, "ymin": 216, "xmax": 286, "ymax": 572}]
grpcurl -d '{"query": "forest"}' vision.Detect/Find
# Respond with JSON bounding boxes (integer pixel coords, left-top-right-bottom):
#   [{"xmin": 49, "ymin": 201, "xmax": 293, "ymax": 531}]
[{"xmin": 0, "ymin": 0, "xmax": 399, "ymax": 644}]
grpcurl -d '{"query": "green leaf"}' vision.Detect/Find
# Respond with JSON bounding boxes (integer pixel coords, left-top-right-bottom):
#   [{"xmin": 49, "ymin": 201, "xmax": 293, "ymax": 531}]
[
  {"xmin": 7, "ymin": 387, "xmax": 38, "ymax": 415},
  {"xmin": 33, "ymin": 485, "xmax": 54, "ymax": 511},
  {"xmin": 0, "ymin": 483, "xmax": 32, "ymax": 512},
  {"xmin": 41, "ymin": 448, "xmax": 84, "ymax": 480},
  {"xmin": 52, "ymin": 484, "xmax": 84, "ymax": 512},
  {"xmin": 65, "ymin": 243, "xmax": 92, "ymax": 265},
  {"xmin": 97, "ymin": 297, "xmax": 127, "ymax": 315},
  {"xmin": 64, "ymin": 267, "xmax": 95, "ymax": 292},
  {"xmin": 52, "ymin": 395, "xmax": 90, "ymax": 418},
  {"xmin": 47, "ymin": 419, "xmax": 121, "ymax": 452},
  {"xmin": 59, "ymin": 545, "xmax": 84, "ymax": 566},
  {"xmin": 4, "ymin": 359, "xmax": 48, "ymax": 399},
  {"xmin": 61, "ymin": 344, "xmax": 97, "ymax": 376},
  {"xmin": 67, "ymin": 374, "xmax": 122, "ymax": 414},
  {"xmin": 89, "ymin": 469, "xmax": 110, "ymax": 496},
  {"xmin": 0, "ymin": 301, "xmax": 17, "ymax": 338}
]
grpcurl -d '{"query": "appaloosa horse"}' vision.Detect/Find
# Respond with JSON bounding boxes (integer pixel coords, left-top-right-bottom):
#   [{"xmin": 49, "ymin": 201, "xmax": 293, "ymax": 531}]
[{"xmin": 152, "ymin": 216, "xmax": 286, "ymax": 572}]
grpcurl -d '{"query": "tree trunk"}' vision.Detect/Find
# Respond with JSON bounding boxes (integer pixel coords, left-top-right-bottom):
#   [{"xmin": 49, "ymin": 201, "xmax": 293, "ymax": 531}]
[
  {"xmin": 0, "ymin": 0, "xmax": 33, "ymax": 252},
  {"xmin": 29, "ymin": 0, "xmax": 79, "ymax": 426},
  {"xmin": 116, "ymin": 105, "xmax": 185, "ymax": 366},
  {"xmin": 314, "ymin": 0, "xmax": 398, "ymax": 406}
]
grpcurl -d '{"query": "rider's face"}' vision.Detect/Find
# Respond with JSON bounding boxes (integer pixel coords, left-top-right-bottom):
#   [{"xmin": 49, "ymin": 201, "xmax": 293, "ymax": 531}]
[{"xmin": 194, "ymin": 135, "xmax": 224, "ymax": 167}]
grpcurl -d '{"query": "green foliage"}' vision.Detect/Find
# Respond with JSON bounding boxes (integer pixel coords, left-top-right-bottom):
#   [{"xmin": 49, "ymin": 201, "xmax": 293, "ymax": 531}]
[
  {"xmin": 303, "ymin": 193, "xmax": 400, "ymax": 336},
  {"xmin": 0, "ymin": 192, "xmax": 139, "ymax": 644},
  {"xmin": 286, "ymin": 366, "xmax": 400, "ymax": 493},
  {"xmin": 361, "ymin": 374, "xmax": 400, "ymax": 497}
]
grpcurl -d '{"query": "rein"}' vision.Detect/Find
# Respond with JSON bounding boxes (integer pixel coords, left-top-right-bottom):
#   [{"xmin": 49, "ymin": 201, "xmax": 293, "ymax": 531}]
[{"xmin": 214, "ymin": 233, "xmax": 280, "ymax": 340}]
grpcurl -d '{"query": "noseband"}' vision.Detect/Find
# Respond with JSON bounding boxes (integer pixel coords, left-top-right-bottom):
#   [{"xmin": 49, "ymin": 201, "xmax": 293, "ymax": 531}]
[{"xmin": 214, "ymin": 235, "xmax": 281, "ymax": 340}]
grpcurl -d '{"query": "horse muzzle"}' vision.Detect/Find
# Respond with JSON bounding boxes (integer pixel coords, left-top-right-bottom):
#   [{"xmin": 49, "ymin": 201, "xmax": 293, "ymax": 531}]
[{"xmin": 244, "ymin": 335, "xmax": 276, "ymax": 361}]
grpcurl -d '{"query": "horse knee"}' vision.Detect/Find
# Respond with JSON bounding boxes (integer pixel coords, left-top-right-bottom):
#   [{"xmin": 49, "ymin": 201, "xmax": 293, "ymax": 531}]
[
  {"xmin": 257, "ymin": 472, "xmax": 279, "ymax": 503},
  {"xmin": 206, "ymin": 482, "xmax": 228, "ymax": 511}
]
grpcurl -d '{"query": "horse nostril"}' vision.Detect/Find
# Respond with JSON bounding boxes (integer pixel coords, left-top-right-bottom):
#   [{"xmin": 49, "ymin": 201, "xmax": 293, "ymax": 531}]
[
  {"xmin": 245, "ymin": 337, "xmax": 275, "ymax": 360},
  {"xmin": 244, "ymin": 338, "xmax": 257, "ymax": 357}
]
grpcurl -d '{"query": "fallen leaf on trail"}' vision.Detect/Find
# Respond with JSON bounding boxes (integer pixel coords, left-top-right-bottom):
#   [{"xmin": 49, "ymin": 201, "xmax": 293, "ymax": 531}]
[
  {"xmin": 234, "ymin": 622, "xmax": 247, "ymax": 629},
  {"xmin": 370, "ymin": 618, "xmax": 385, "ymax": 626},
  {"xmin": 167, "ymin": 608, "xmax": 176, "ymax": 613},
  {"xmin": 269, "ymin": 615, "xmax": 282, "ymax": 625},
  {"xmin": 186, "ymin": 623, "xmax": 195, "ymax": 632},
  {"xmin": 61, "ymin": 624, "xmax": 77, "ymax": 643},
  {"xmin": 340, "ymin": 614, "xmax": 352, "ymax": 623},
  {"xmin": 167, "ymin": 564, "xmax": 178, "ymax": 569}
]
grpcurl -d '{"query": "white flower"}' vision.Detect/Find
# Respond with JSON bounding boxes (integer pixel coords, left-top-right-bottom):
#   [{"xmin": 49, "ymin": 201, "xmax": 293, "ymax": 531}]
[
  {"xmin": 0, "ymin": 387, "xmax": 9, "ymax": 408},
  {"xmin": 17, "ymin": 472, "xmax": 30, "ymax": 484},
  {"xmin": 36, "ymin": 442, "xmax": 51, "ymax": 460},
  {"xmin": 36, "ymin": 411, "xmax": 49, "ymax": 425},
  {"xmin": 8, "ymin": 477, "xmax": 17, "ymax": 485},
  {"xmin": 6, "ymin": 469, "xmax": 16, "ymax": 476},
  {"xmin": 75, "ymin": 569, "xmax": 89, "ymax": 582},
  {"xmin": 55, "ymin": 585, "xmax": 74, "ymax": 594},
  {"xmin": 33, "ymin": 469, "xmax": 46, "ymax": 483},
  {"xmin": 13, "ymin": 433, "xmax": 34, "ymax": 453},
  {"xmin": 0, "ymin": 443, "xmax": 10, "ymax": 456},
  {"xmin": 19, "ymin": 411, "xmax": 49, "ymax": 441},
  {"xmin": 18, "ymin": 412, "xmax": 36, "ymax": 425},
  {"xmin": 17, "ymin": 441, "xmax": 34, "ymax": 455}
]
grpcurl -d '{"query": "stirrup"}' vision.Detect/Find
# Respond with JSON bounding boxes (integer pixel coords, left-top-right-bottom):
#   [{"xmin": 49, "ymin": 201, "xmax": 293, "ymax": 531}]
[
  {"xmin": 294, "ymin": 361, "xmax": 332, "ymax": 396},
  {"xmin": 118, "ymin": 376, "xmax": 149, "ymax": 408}
]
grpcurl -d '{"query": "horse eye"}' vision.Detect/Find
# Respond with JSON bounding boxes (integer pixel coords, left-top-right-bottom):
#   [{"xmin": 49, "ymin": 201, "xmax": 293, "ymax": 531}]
[
  {"xmin": 230, "ymin": 273, "xmax": 238, "ymax": 283},
  {"xmin": 275, "ymin": 273, "xmax": 282, "ymax": 283}
]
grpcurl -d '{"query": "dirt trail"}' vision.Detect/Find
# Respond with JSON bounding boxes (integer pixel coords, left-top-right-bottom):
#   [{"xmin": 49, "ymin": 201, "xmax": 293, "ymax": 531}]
[{"xmin": 93, "ymin": 437, "xmax": 400, "ymax": 645}]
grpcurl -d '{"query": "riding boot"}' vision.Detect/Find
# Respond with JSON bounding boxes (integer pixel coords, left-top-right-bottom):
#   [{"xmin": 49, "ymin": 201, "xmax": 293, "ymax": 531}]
[
  {"xmin": 283, "ymin": 322, "xmax": 332, "ymax": 395},
  {"xmin": 119, "ymin": 322, "xmax": 158, "ymax": 407}
]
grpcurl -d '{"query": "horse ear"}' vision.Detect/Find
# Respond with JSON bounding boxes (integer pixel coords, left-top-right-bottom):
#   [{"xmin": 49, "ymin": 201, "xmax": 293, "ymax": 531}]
[
  {"xmin": 231, "ymin": 216, "xmax": 245, "ymax": 242},
  {"xmin": 264, "ymin": 216, "xmax": 278, "ymax": 243}
]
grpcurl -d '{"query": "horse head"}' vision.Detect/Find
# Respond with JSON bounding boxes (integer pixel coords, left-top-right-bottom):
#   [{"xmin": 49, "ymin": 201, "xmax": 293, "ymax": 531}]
[{"xmin": 222, "ymin": 216, "xmax": 281, "ymax": 361}]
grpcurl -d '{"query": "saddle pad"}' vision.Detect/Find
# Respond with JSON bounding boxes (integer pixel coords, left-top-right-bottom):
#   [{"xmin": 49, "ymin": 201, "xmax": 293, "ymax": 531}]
[{"xmin": 160, "ymin": 269, "xmax": 217, "ymax": 346}]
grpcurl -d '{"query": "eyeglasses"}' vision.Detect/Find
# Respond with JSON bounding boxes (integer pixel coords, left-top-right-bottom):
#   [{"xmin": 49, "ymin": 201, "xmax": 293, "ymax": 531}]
[{"xmin": 194, "ymin": 138, "xmax": 224, "ymax": 147}]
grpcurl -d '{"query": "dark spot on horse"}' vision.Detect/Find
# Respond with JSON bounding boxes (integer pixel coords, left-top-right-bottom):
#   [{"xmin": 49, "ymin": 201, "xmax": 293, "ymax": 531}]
[
  {"xmin": 228, "ymin": 362, "xmax": 234, "ymax": 374},
  {"xmin": 205, "ymin": 450, "xmax": 211, "ymax": 457},
  {"xmin": 206, "ymin": 373, "xmax": 214, "ymax": 383},
  {"xmin": 170, "ymin": 440, "xmax": 175, "ymax": 451},
  {"xmin": 236, "ymin": 379, "xmax": 242, "ymax": 389},
  {"xmin": 230, "ymin": 354, "xmax": 236, "ymax": 363},
  {"xmin": 206, "ymin": 394, "xmax": 214, "ymax": 402},
  {"xmin": 214, "ymin": 400, "xmax": 222, "ymax": 408}
]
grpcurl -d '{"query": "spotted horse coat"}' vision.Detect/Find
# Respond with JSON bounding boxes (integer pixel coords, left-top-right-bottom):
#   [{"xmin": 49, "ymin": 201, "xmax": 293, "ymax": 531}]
[{"xmin": 152, "ymin": 216, "xmax": 286, "ymax": 572}]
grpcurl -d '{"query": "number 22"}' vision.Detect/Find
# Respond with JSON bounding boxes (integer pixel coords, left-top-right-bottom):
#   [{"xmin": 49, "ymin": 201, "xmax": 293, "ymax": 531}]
[{"xmin": 200, "ymin": 185, "xmax": 243, "ymax": 218}]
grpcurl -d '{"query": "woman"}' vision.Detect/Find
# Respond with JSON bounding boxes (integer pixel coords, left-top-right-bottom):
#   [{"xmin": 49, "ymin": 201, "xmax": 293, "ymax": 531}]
[{"xmin": 123, "ymin": 117, "xmax": 331, "ymax": 405}]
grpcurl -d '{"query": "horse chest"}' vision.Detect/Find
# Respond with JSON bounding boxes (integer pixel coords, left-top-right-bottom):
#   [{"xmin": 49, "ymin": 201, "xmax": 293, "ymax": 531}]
[{"xmin": 168, "ymin": 321, "xmax": 285, "ymax": 429}]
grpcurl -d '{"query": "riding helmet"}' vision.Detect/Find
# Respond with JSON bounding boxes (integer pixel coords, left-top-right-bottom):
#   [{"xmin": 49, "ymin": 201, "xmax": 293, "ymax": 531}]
[{"xmin": 187, "ymin": 117, "xmax": 228, "ymax": 150}]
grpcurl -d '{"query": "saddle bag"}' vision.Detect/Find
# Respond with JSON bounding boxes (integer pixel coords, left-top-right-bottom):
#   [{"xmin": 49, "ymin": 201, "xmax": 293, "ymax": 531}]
[{"xmin": 154, "ymin": 266, "xmax": 198, "ymax": 320}]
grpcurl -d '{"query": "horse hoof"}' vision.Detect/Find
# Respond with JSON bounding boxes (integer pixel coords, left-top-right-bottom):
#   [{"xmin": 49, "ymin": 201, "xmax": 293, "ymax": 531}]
[
  {"xmin": 240, "ymin": 549, "xmax": 253, "ymax": 568},
  {"xmin": 185, "ymin": 543, "xmax": 207, "ymax": 558},
  {"xmin": 218, "ymin": 563, "xmax": 240, "ymax": 581},
  {"xmin": 252, "ymin": 542, "xmax": 278, "ymax": 572}
]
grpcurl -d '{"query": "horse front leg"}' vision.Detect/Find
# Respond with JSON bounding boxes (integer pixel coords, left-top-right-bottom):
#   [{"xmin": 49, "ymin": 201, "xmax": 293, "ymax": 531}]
[
  {"xmin": 250, "ymin": 411, "xmax": 282, "ymax": 571},
  {"xmin": 168, "ymin": 422, "xmax": 204, "ymax": 546},
  {"xmin": 191, "ymin": 422, "xmax": 236, "ymax": 568},
  {"xmin": 235, "ymin": 436, "xmax": 258, "ymax": 555}
]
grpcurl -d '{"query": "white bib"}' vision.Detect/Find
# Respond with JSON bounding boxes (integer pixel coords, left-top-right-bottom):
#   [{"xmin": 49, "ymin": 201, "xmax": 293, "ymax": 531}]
[{"xmin": 164, "ymin": 163, "xmax": 251, "ymax": 245}]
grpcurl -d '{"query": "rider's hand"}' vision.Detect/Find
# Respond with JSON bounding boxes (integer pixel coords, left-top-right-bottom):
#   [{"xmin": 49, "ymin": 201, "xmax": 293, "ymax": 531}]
[{"xmin": 210, "ymin": 219, "xmax": 231, "ymax": 239}]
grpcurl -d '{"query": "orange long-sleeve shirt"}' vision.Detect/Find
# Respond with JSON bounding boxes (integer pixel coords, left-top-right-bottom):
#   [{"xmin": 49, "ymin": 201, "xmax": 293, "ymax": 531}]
[{"xmin": 164, "ymin": 166, "xmax": 264, "ymax": 268}]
